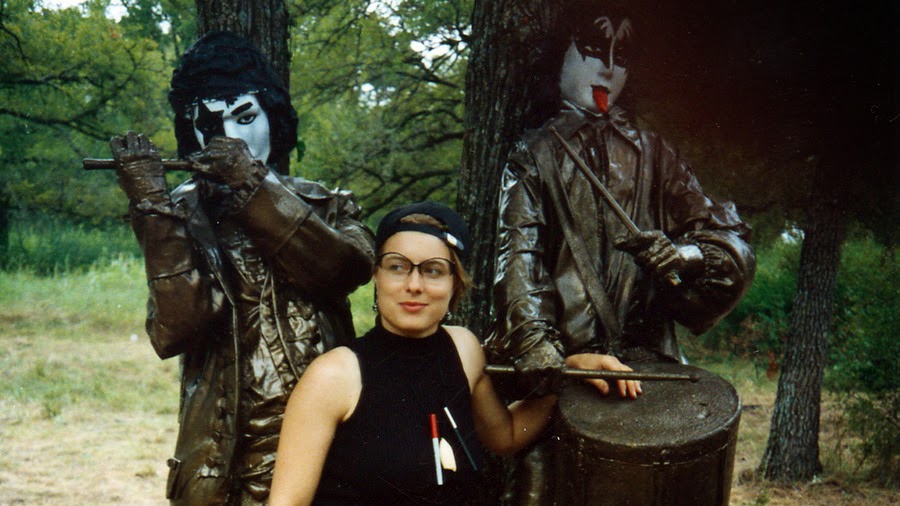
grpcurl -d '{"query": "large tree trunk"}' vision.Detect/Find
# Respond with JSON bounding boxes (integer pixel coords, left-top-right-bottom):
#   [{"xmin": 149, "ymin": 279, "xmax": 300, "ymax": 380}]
[
  {"xmin": 759, "ymin": 168, "xmax": 848, "ymax": 481},
  {"xmin": 457, "ymin": 1, "xmax": 562, "ymax": 336},
  {"xmin": 459, "ymin": 4, "xmax": 565, "ymax": 504},
  {"xmin": 195, "ymin": 0, "xmax": 292, "ymax": 174}
]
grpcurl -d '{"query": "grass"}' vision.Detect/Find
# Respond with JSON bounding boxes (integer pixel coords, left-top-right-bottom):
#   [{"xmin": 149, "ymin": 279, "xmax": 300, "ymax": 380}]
[
  {"xmin": 3, "ymin": 213, "xmax": 141, "ymax": 274},
  {"xmin": 1, "ymin": 260, "xmax": 895, "ymax": 504},
  {"xmin": 0, "ymin": 258, "xmax": 378, "ymax": 422},
  {"xmin": 350, "ymin": 281, "xmax": 376, "ymax": 335},
  {"xmin": 0, "ymin": 255, "xmax": 148, "ymax": 337},
  {"xmin": 0, "ymin": 257, "xmax": 177, "ymax": 421}
]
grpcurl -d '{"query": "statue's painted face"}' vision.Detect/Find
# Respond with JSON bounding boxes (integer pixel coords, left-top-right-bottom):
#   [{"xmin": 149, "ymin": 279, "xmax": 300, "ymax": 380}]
[
  {"xmin": 192, "ymin": 93, "xmax": 271, "ymax": 162},
  {"xmin": 560, "ymin": 17, "xmax": 632, "ymax": 113}
]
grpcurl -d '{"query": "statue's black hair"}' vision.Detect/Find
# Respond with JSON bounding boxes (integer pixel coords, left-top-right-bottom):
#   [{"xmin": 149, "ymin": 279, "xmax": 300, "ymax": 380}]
[{"xmin": 168, "ymin": 31, "xmax": 298, "ymax": 165}]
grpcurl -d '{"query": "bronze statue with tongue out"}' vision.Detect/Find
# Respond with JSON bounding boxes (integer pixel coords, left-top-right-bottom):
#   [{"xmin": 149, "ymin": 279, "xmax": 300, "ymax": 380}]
[{"xmin": 488, "ymin": 7, "xmax": 756, "ymax": 504}]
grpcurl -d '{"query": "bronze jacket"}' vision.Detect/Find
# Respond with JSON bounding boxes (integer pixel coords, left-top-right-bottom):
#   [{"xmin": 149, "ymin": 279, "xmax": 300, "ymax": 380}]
[
  {"xmin": 489, "ymin": 107, "xmax": 755, "ymax": 364},
  {"xmin": 129, "ymin": 171, "xmax": 374, "ymax": 505}
]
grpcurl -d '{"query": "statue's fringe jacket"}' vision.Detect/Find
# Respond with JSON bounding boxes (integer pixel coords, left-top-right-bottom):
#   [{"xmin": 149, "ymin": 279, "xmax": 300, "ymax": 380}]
[
  {"xmin": 489, "ymin": 106, "xmax": 756, "ymax": 366},
  {"xmin": 128, "ymin": 169, "xmax": 374, "ymax": 505}
]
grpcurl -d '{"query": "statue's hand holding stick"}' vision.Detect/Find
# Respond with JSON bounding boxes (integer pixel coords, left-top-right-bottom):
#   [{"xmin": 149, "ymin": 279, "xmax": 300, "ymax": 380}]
[{"xmin": 549, "ymin": 126, "xmax": 685, "ymax": 286}]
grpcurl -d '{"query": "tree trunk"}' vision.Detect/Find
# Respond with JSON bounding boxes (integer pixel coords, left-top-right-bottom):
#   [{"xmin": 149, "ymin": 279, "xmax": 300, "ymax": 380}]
[
  {"xmin": 457, "ymin": 1, "xmax": 562, "ymax": 336},
  {"xmin": 459, "ymin": 4, "xmax": 566, "ymax": 504},
  {"xmin": 195, "ymin": 0, "xmax": 292, "ymax": 174},
  {"xmin": 759, "ymin": 168, "xmax": 848, "ymax": 481}
]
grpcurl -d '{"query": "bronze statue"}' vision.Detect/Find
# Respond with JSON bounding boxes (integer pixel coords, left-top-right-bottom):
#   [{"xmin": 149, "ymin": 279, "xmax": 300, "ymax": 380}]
[
  {"xmin": 488, "ymin": 6, "xmax": 755, "ymax": 504},
  {"xmin": 108, "ymin": 32, "xmax": 374, "ymax": 505}
]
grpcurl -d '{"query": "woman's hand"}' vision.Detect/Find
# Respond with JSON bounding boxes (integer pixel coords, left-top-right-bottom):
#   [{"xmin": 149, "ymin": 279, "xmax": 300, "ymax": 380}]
[{"xmin": 564, "ymin": 353, "xmax": 642, "ymax": 399}]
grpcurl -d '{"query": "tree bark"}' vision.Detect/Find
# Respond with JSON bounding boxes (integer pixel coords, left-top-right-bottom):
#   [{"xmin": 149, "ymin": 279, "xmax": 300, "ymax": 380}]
[
  {"xmin": 759, "ymin": 168, "xmax": 848, "ymax": 481},
  {"xmin": 458, "ymin": 5, "xmax": 566, "ymax": 503},
  {"xmin": 457, "ymin": 0, "xmax": 562, "ymax": 337},
  {"xmin": 195, "ymin": 0, "xmax": 292, "ymax": 174}
]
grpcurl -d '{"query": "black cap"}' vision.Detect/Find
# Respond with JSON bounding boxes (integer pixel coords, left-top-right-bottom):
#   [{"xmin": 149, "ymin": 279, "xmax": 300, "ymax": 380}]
[{"xmin": 375, "ymin": 201, "xmax": 470, "ymax": 264}]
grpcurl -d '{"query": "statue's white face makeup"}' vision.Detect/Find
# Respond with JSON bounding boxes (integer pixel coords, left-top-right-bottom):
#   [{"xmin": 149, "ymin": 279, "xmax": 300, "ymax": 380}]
[
  {"xmin": 192, "ymin": 93, "xmax": 271, "ymax": 162},
  {"xmin": 559, "ymin": 17, "xmax": 631, "ymax": 113}
]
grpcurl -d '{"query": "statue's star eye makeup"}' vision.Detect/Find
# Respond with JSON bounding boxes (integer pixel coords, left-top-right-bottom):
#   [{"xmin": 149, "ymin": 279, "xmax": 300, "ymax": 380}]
[
  {"xmin": 191, "ymin": 94, "xmax": 271, "ymax": 162},
  {"xmin": 195, "ymin": 101, "xmax": 225, "ymax": 145}
]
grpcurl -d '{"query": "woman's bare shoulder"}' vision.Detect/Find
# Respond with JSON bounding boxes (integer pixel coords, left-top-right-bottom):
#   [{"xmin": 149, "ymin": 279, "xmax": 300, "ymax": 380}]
[
  {"xmin": 443, "ymin": 325, "xmax": 480, "ymax": 349},
  {"xmin": 303, "ymin": 346, "xmax": 359, "ymax": 386},
  {"xmin": 443, "ymin": 325, "xmax": 486, "ymax": 384}
]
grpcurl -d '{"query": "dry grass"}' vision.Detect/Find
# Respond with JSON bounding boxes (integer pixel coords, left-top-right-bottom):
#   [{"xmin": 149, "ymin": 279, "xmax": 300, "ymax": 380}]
[
  {"xmin": 0, "ymin": 333, "xmax": 179, "ymax": 505},
  {"xmin": 0, "ymin": 264, "xmax": 896, "ymax": 504},
  {"xmin": 698, "ymin": 358, "xmax": 898, "ymax": 506}
]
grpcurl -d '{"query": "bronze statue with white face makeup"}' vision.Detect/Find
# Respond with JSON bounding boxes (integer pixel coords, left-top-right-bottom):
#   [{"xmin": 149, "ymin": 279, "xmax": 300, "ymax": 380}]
[
  {"xmin": 489, "ymin": 7, "xmax": 756, "ymax": 504},
  {"xmin": 108, "ymin": 32, "xmax": 374, "ymax": 505}
]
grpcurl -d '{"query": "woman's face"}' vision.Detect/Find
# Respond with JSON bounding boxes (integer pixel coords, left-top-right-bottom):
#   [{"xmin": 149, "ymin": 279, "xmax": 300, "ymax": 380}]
[{"xmin": 375, "ymin": 231, "xmax": 455, "ymax": 338}]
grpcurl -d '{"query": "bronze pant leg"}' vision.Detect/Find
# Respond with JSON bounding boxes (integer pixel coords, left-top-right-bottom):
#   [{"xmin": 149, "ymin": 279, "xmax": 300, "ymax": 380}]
[{"xmin": 512, "ymin": 437, "xmax": 553, "ymax": 506}]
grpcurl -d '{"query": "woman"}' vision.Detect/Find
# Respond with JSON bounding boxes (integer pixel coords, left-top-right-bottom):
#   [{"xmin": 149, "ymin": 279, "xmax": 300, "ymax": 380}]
[{"xmin": 269, "ymin": 201, "xmax": 640, "ymax": 505}]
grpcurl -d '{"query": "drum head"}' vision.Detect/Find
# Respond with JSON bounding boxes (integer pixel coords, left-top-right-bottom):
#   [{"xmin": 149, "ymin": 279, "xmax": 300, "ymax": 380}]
[{"xmin": 557, "ymin": 362, "xmax": 741, "ymax": 463}]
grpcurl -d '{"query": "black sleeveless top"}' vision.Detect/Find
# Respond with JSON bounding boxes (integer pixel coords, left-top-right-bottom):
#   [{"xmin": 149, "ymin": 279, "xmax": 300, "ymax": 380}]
[{"xmin": 313, "ymin": 323, "xmax": 484, "ymax": 505}]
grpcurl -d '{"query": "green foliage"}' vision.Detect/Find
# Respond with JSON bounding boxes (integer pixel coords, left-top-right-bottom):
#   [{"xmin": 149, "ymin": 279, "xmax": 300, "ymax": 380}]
[
  {"xmin": 826, "ymin": 237, "xmax": 899, "ymax": 484},
  {"xmin": 828, "ymin": 238, "xmax": 898, "ymax": 394},
  {"xmin": 0, "ymin": 0, "xmax": 186, "ymax": 243},
  {"xmin": 290, "ymin": 0, "xmax": 471, "ymax": 217},
  {"xmin": 833, "ymin": 391, "xmax": 899, "ymax": 486},
  {"xmin": 3, "ymin": 210, "xmax": 139, "ymax": 273},
  {"xmin": 349, "ymin": 281, "xmax": 375, "ymax": 335},
  {"xmin": 698, "ymin": 233, "xmax": 800, "ymax": 356},
  {"xmin": 703, "ymin": 234, "xmax": 897, "ymax": 378},
  {"xmin": 702, "ymin": 233, "xmax": 898, "ymax": 484}
]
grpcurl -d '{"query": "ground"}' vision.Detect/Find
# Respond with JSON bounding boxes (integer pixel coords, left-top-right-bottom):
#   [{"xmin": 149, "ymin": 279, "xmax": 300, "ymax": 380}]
[{"xmin": 0, "ymin": 334, "xmax": 896, "ymax": 505}]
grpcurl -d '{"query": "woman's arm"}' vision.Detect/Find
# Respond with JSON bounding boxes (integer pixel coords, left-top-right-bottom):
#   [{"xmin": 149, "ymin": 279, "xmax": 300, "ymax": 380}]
[
  {"xmin": 269, "ymin": 347, "xmax": 361, "ymax": 506},
  {"xmin": 446, "ymin": 326, "xmax": 640, "ymax": 457},
  {"xmin": 447, "ymin": 326, "xmax": 557, "ymax": 456}
]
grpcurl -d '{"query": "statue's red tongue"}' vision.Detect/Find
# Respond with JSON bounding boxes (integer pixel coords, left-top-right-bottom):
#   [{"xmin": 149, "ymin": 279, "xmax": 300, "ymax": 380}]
[{"xmin": 592, "ymin": 88, "xmax": 609, "ymax": 113}]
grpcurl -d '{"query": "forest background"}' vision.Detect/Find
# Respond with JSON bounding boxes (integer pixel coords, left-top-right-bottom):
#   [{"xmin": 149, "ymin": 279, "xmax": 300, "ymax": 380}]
[{"xmin": 0, "ymin": 0, "xmax": 896, "ymax": 503}]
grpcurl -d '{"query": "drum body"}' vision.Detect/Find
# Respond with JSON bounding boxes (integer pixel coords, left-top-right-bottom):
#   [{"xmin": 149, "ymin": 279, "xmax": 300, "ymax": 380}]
[{"xmin": 552, "ymin": 362, "xmax": 740, "ymax": 505}]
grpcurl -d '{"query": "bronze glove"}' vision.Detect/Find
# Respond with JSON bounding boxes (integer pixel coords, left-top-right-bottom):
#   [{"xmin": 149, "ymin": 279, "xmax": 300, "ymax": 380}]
[
  {"xmin": 188, "ymin": 136, "xmax": 268, "ymax": 190},
  {"xmin": 513, "ymin": 339, "xmax": 566, "ymax": 397},
  {"xmin": 615, "ymin": 230, "xmax": 704, "ymax": 281},
  {"xmin": 109, "ymin": 131, "xmax": 169, "ymax": 205}
]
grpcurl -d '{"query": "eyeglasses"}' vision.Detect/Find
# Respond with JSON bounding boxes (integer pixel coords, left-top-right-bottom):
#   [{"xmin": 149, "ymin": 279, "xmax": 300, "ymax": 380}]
[{"xmin": 377, "ymin": 252, "xmax": 455, "ymax": 283}]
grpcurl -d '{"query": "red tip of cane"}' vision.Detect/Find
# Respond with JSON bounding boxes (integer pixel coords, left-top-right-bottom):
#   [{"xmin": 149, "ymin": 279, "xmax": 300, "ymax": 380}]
[{"xmin": 429, "ymin": 413, "xmax": 439, "ymax": 438}]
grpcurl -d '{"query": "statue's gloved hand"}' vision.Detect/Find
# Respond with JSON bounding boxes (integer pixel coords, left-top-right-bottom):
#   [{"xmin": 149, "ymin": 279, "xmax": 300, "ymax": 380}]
[
  {"xmin": 109, "ymin": 131, "xmax": 169, "ymax": 204},
  {"xmin": 513, "ymin": 340, "xmax": 566, "ymax": 397},
  {"xmin": 188, "ymin": 136, "xmax": 267, "ymax": 189},
  {"xmin": 615, "ymin": 230, "xmax": 704, "ymax": 284}
]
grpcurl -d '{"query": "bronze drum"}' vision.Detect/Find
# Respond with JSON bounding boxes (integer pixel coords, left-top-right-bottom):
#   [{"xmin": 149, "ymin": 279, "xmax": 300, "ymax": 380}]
[{"xmin": 552, "ymin": 362, "xmax": 741, "ymax": 505}]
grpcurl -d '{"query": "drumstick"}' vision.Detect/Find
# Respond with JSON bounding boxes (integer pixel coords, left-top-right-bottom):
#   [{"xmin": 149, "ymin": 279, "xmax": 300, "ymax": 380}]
[
  {"xmin": 83, "ymin": 158, "xmax": 194, "ymax": 171},
  {"xmin": 548, "ymin": 126, "xmax": 681, "ymax": 287},
  {"xmin": 484, "ymin": 364, "xmax": 700, "ymax": 382}
]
